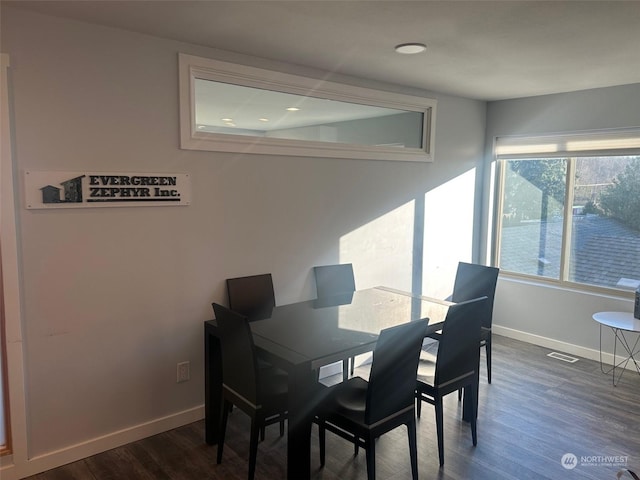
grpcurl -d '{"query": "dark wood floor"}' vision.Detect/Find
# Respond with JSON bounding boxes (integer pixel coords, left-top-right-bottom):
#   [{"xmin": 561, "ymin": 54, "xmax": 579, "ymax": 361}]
[{"xmin": 26, "ymin": 335, "xmax": 640, "ymax": 480}]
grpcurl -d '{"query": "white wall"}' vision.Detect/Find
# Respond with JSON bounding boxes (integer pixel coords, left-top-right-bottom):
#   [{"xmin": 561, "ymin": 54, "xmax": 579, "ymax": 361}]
[
  {"xmin": 485, "ymin": 84, "xmax": 640, "ymax": 359},
  {"xmin": 0, "ymin": 7, "xmax": 485, "ymax": 476}
]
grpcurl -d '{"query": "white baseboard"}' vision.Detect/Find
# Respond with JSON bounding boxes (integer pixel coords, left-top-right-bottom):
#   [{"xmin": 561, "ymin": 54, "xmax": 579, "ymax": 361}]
[
  {"xmin": 493, "ymin": 324, "xmax": 636, "ymax": 369},
  {"xmin": 0, "ymin": 405, "xmax": 204, "ymax": 480}
]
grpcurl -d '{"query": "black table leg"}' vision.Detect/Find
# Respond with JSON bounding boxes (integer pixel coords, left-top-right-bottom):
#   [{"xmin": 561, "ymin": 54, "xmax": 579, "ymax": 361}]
[{"xmin": 286, "ymin": 365, "xmax": 316, "ymax": 480}]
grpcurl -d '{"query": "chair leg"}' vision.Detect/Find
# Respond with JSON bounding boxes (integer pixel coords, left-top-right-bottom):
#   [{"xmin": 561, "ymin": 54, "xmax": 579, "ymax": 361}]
[
  {"xmin": 279, "ymin": 413, "xmax": 285, "ymax": 437},
  {"xmin": 458, "ymin": 388, "xmax": 463, "ymax": 401},
  {"xmin": 217, "ymin": 401, "xmax": 230, "ymax": 464},
  {"xmin": 407, "ymin": 419, "xmax": 418, "ymax": 480},
  {"xmin": 365, "ymin": 436, "xmax": 376, "ymax": 480},
  {"xmin": 350, "ymin": 356, "xmax": 355, "ymax": 375},
  {"xmin": 260, "ymin": 426, "xmax": 265, "ymax": 441},
  {"xmin": 435, "ymin": 396, "xmax": 445, "ymax": 467},
  {"xmin": 416, "ymin": 394, "xmax": 422, "ymax": 418},
  {"xmin": 343, "ymin": 360, "xmax": 349, "ymax": 382},
  {"xmin": 319, "ymin": 423, "xmax": 326, "ymax": 467},
  {"xmin": 469, "ymin": 383, "xmax": 478, "ymax": 446},
  {"xmin": 249, "ymin": 420, "xmax": 260, "ymax": 480},
  {"xmin": 486, "ymin": 337, "xmax": 492, "ymax": 384}
]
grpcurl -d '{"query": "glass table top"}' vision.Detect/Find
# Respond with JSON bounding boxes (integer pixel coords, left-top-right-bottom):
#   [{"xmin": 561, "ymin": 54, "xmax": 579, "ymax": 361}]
[{"xmin": 249, "ymin": 286, "xmax": 452, "ymax": 368}]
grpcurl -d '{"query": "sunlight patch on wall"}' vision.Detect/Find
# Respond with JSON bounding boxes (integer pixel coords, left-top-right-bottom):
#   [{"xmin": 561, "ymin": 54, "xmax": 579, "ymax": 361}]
[
  {"xmin": 422, "ymin": 169, "xmax": 476, "ymax": 299},
  {"xmin": 340, "ymin": 200, "xmax": 415, "ymax": 292},
  {"xmin": 338, "ymin": 168, "xmax": 476, "ymax": 299}
]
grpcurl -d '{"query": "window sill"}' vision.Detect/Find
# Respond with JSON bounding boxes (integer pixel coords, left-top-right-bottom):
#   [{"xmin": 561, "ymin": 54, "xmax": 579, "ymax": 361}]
[{"xmin": 499, "ymin": 271, "xmax": 635, "ymax": 301}]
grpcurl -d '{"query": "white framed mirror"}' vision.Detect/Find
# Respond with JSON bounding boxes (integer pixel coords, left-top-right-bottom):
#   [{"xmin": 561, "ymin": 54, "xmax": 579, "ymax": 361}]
[{"xmin": 179, "ymin": 54, "xmax": 436, "ymax": 162}]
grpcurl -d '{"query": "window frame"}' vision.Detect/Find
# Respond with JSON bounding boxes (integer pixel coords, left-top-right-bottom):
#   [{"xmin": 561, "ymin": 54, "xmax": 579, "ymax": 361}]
[
  {"xmin": 178, "ymin": 53, "xmax": 437, "ymax": 162},
  {"xmin": 492, "ymin": 129, "xmax": 640, "ymax": 296}
]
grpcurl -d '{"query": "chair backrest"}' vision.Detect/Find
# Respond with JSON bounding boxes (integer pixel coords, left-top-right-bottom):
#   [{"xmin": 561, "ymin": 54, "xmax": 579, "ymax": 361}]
[
  {"xmin": 212, "ymin": 302, "xmax": 259, "ymax": 404},
  {"xmin": 226, "ymin": 273, "xmax": 275, "ymax": 321},
  {"xmin": 365, "ymin": 319, "xmax": 428, "ymax": 425},
  {"xmin": 313, "ymin": 263, "xmax": 356, "ymax": 298},
  {"xmin": 434, "ymin": 297, "xmax": 487, "ymax": 388},
  {"xmin": 451, "ymin": 262, "xmax": 499, "ymax": 329}
]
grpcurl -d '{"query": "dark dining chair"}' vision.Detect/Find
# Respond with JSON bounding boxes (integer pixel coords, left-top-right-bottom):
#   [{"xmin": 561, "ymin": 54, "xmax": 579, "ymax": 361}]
[
  {"xmin": 219, "ymin": 273, "xmax": 280, "ymax": 435},
  {"xmin": 314, "ymin": 263, "xmax": 356, "ymax": 299},
  {"xmin": 313, "ymin": 263, "xmax": 356, "ymax": 379},
  {"xmin": 226, "ymin": 273, "xmax": 276, "ymax": 321},
  {"xmin": 450, "ymin": 262, "xmax": 499, "ymax": 383},
  {"xmin": 226, "ymin": 272, "xmax": 277, "ymax": 419},
  {"xmin": 415, "ymin": 296, "xmax": 487, "ymax": 467},
  {"xmin": 212, "ymin": 303, "xmax": 288, "ymax": 480},
  {"xmin": 315, "ymin": 319, "xmax": 428, "ymax": 480}
]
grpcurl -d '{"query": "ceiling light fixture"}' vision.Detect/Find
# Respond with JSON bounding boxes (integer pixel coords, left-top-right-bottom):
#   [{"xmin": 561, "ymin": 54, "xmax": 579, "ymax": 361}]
[
  {"xmin": 395, "ymin": 43, "xmax": 427, "ymax": 54},
  {"xmin": 286, "ymin": 107, "xmax": 300, "ymax": 111}
]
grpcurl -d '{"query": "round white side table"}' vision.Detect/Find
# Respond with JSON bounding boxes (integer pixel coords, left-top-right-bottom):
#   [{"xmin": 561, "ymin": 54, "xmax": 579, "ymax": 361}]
[{"xmin": 593, "ymin": 311, "xmax": 640, "ymax": 386}]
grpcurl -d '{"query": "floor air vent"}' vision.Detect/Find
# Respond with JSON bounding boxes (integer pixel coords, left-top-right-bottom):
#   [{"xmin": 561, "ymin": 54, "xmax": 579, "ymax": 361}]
[{"xmin": 547, "ymin": 352, "xmax": 579, "ymax": 363}]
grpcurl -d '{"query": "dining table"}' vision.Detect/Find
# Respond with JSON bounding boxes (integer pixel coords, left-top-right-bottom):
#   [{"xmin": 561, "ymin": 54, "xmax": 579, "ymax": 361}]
[{"xmin": 203, "ymin": 286, "xmax": 465, "ymax": 480}]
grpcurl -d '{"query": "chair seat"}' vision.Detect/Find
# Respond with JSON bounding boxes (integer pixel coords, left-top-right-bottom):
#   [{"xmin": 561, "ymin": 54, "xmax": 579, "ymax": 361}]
[{"xmin": 320, "ymin": 376, "xmax": 368, "ymax": 423}]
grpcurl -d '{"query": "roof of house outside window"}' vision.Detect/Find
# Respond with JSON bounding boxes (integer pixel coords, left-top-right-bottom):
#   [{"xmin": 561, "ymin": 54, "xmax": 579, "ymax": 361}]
[{"xmin": 500, "ymin": 215, "xmax": 640, "ymax": 290}]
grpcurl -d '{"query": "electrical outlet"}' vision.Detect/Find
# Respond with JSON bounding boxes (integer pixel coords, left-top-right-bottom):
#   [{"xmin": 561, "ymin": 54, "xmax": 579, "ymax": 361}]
[{"xmin": 177, "ymin": 361, "xmax": 190, "ymax": 383}]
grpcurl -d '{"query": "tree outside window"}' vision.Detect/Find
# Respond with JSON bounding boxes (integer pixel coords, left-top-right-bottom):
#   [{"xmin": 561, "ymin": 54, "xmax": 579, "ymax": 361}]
[{"xmin": 498, "ymin": 155, "xmax": 640, "ymax": 291}]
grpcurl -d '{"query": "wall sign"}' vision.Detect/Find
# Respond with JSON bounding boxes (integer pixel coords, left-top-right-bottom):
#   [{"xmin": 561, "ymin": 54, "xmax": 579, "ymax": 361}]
[{"xmin": 25, "ymin": 171, "xmax": 191, "ymax": 209}]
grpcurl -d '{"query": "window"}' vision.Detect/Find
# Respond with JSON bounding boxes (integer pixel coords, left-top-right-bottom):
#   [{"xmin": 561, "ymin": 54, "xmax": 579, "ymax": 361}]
[
  {"xmin": 178, "ymin": 54, "xmax": 436, "ymax": 162},
  {"xmin": 494, "ymin": 130, "xmax": 640, "ymax": 293}
]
